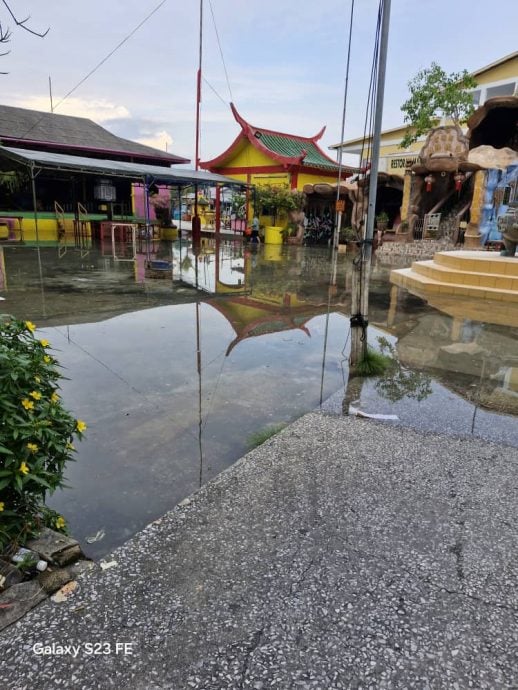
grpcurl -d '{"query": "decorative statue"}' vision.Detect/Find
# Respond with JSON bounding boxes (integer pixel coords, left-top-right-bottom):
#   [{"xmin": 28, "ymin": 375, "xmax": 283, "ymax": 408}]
[{"xmin": 497, "ymin": 202, "xmax": 518, "ymax": 257}]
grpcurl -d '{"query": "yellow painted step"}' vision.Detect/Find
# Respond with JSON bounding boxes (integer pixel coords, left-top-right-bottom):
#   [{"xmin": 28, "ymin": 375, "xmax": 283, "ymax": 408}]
[
  {"xmin": 412, "ymin": 260, "xmax": 518, "ymax": 290},
  {"xmin": 434, "ymin": 250, "xmax": 518, "ymax": 277},
  {"xmin": 391, "ymin": 267, "xmax": 518, "ymax": 303}
]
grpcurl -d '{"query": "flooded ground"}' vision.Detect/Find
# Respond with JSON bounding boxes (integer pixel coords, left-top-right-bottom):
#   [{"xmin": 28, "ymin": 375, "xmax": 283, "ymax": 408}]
[{"xmin": 1, "ymin": 238, "xmax": 517, "ymax": 557}]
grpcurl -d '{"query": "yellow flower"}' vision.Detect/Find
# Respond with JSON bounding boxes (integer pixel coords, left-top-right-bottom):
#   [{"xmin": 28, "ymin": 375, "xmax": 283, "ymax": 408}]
[
  {"xmin": 51, "ymin": 392, "xmax": 60, "ymax": 403},
  {"xmin": 76, "ymin": 420, "xmax": 87, "ymax": 433},
  {"xmin": 30, "ymin": 390, "xmax": 42, "ymax": 400},
  {"xmin": 25, "ymin": 321, "xmax": 36, "ymax": 332},
  {"xmin": 34, "ymin": 376, "xmax": 41, "ymax": 384},
  {"xmin": 21, "ymin": 398, "xmax": 34, "ymax": 411},
  {"xmin": 27, "ymin": 443, "xmax": 39, "ymax": 454},
  {"xmin": 19, "ymin": 462, "xmax": 29, "ymax": 475},
  {"xmin": 39, "ymin": 339, "xmax": 50, "ymax": 348},
  {"xmin": 0, "ymin": 502, "xmax": 4, "ymax": 512},
  {"xmin": 55, "ymin": 516, "xmax": 66, "ymax": 530},
  {"xmin": 43, "ymin": 355, "xmax": 51, "ymax": 364}
]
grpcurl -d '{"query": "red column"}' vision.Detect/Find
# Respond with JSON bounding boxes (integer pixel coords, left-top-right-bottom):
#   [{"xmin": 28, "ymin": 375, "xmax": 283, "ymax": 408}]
[{"xmin": 215, "ymin": 185, "xmax": 221, "ymax": 235}]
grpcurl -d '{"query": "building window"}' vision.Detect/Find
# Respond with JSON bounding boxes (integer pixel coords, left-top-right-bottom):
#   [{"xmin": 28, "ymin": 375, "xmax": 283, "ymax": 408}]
[
  {"xmin": 485, "ymin": 82, "xmax": 516, "ymax": 100},
  {"xmin": 471, "ymin": 89, "xmax": 481, "ymax": 106}
]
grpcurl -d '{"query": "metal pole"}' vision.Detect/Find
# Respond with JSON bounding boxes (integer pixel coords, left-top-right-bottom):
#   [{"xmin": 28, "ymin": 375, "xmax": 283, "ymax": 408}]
[
  {"xmin": 193, "ymin": 0, "xmax": 203, "ymax": 245},
  {"xmin": 350, "ymin": 0, "xmax": 391, "ymax": 367},
  {"xmin": 365, "ymin": 0, "xmax": 391, "ymax": 253}
]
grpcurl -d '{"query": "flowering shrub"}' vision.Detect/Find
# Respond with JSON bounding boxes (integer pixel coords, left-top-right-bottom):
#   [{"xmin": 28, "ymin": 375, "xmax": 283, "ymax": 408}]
[{"xmin": 0, "ymin": 316, "xmax": 86, "ymax": 553}]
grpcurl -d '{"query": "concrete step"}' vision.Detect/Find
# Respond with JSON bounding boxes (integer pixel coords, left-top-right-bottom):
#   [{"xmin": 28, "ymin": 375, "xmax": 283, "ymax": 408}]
[
  {"xmin": 434, "ymin": 250, "xmax": 518, "ymax": 277},
  {"xmin": 391, "ymin": 267, "xmax": 518, "ymax": 303},
  {"xmin": 412, "ymin": 260, "xmax": 518, "ymax": 290}
]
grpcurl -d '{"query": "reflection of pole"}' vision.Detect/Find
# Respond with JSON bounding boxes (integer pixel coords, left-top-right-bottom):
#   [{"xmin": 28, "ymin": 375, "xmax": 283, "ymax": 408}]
[
  {"xmin": 196, "ymin": 299, "xmax": 203, "ymax": 487},
  {"xmin": 30, "ymin": 163, "xmax": 46, "ymax": 317},
  {"xmin": 194, "ymin": 251, "xmax": 203, "ymax": 486},
  {"xmin": 350, "ymin": 0, "xmax": 391, "ymax": 366}
]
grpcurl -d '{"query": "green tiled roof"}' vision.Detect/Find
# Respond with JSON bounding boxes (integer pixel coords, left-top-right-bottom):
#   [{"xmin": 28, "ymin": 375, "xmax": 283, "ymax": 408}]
[{"xmin": 257, "ymin": 132, "xmax": 338, "ymax": 170}]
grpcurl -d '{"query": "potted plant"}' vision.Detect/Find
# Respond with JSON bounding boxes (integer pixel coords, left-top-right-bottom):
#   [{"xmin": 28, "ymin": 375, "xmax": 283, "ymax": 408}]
[
  {"xmin": 254, "ymin": 185, "xmax": 301, "ymax": 245},
  {"xmin": 376, "ymin": 211, "xmax": 389, "ymax": 232}
]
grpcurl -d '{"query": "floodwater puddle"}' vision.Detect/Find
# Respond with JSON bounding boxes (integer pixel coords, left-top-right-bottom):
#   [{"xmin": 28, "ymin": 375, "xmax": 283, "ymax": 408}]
[{"xmin": 1, "ymin": 239, "xmax": 517, "ymax": 556}]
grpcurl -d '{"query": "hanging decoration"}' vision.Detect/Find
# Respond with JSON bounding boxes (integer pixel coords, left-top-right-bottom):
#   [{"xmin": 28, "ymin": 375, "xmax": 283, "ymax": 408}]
[
  {"xmin": 424, "ymin": 174, "xmax": 434, "ymax": 192},
  {"xmin": 454, "ymin": 171, "xmax": 466, "ymax": 192}
]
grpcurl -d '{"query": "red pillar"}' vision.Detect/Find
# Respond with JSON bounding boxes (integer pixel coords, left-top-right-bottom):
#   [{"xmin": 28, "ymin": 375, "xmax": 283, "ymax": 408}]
[{"xmin": 215, "ymin": 185, "xmax": 221, "ymax": 235}]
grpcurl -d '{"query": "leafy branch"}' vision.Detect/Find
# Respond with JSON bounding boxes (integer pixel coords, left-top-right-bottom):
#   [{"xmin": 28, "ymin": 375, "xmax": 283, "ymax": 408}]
[{"xmin": 400, "ymin": 62, "xmax": 477, "ymax": 149}]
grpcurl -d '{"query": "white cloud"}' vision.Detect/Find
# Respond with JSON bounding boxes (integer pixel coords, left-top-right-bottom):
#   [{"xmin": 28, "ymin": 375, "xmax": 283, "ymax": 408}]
[
  {"xmin": 135, "ymin": 130, "xmax": 174, "ymax": 152},
  {"xmin": 4, "ymin": 95, "xmax": 131, "ymax": 123}
]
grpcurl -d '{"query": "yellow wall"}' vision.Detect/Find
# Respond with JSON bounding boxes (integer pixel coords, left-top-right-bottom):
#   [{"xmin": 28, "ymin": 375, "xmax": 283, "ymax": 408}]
[
  {"xmin": 229, "ymin": 143, "xmax": 275, "ymax": 168},
  {"xmin": 474, "ymin": 56, "xmax": 518, "ymax": 85},
  {"xmin": 19, "ymin": 218, "xmax": 91, "ymax": 243}
]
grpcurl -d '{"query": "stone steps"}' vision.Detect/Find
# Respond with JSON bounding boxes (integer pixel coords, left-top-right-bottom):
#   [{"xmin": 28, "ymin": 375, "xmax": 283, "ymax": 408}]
[{"xmin": 391, "ymin": 251, "xmax": 518, "ymax": 304}]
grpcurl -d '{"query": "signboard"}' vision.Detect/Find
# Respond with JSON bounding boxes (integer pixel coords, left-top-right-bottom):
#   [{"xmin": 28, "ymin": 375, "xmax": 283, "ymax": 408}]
[
  {"xmin": 389, "ymin": 156, "xmax": 418, "ymax": 172},
  {"xmin": 335, "ymin": 199, "xmax": 346, "ymax": 212}
]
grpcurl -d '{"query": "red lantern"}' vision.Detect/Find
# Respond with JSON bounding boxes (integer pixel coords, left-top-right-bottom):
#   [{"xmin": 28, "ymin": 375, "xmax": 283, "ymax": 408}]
[
  {"xmin": 424, "ymin": 174, "xmax": 434, "ymax": 192},
  {"xmin": 454, "ymin": 171, "xmax": 465, "ymax": 192}
]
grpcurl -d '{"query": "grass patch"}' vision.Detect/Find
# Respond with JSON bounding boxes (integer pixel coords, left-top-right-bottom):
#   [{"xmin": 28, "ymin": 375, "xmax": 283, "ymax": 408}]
[
  {"xmin": 247, "ymin": 423, "xmax": 287, "ymax": 449},
  {"xmin": 353, "ymin": 348, "xmax": 392, "ymax": 377}
]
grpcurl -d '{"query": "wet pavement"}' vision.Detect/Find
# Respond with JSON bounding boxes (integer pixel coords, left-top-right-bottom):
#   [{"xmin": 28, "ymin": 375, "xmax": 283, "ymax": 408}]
[
  {"xmin": 1, "ymin": 239, "xmax": 518, "ymax": 558},
  {"xmin": 1, "ymin": 413, "xmax": 517, "ymax": 689}
]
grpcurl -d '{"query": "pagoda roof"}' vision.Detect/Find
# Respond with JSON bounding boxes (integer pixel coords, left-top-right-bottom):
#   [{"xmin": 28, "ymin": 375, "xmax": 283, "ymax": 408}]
[{"xmin": 202, "ymin": 103, "xmax": 353, "ymax": 174}]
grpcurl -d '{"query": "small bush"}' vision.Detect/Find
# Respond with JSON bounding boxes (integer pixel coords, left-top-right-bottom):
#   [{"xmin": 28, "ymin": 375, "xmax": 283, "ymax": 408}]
[{"xmin": 0, "ymin": 315, "xmax": 86, "ymax": 553}]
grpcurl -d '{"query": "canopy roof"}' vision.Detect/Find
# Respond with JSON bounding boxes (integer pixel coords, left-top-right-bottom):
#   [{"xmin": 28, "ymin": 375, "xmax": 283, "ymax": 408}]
[
  {"xmin": 0, "ymin": 146, "xmax": 245, "ymax": 188},
  {"xmin": 202, "ymin": 103, "xmax": 355, "ymax": 174},
  {"xmin": 0, "ymin": 104, "xmax": 187, "ymax": 165}
]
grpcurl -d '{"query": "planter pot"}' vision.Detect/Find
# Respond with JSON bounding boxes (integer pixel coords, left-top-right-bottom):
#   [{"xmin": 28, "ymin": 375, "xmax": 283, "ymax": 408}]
[
  {"xmin": 264, "ymin": 225, "xmax": 283, "ymax": 245},
  {"xmin": 160, "ymin": 227, "xmax": 178, "ymax": 241}
]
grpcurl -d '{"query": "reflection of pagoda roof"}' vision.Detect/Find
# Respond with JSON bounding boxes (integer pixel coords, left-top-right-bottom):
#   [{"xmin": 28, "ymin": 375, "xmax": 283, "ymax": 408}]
[
  {"xmin": 208, "ymin": 295, "xmax": 330, "ymax": 355},
  {"xmin": 201, "ymin": 104, "xmax": 355, "ymax": 174}
]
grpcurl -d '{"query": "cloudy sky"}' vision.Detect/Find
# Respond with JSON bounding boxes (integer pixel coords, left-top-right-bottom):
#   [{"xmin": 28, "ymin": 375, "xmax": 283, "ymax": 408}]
[{"xmin": 1, "ymin": 0, "xmax": 517, "ymax": 165}]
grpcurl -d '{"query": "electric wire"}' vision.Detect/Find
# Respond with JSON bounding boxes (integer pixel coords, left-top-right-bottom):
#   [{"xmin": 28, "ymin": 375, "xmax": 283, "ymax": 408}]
[
  {"xmin": 17, "ymin": 0, "xmax": 170, "ymax": 141},
  {"xmin": 208, "ymin": 0, "xmax": 233, "ymax": 102},
  {"xmin": 203, "ymin": 76, "xmax": 227, "ymax": 105}
]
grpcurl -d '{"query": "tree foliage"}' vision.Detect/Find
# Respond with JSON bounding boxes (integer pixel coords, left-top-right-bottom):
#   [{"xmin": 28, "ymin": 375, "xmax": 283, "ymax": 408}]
[
  {"xmin": 400, "ymin": 62, "xmax": 477, "ymax": 149},
  {"xmin": 253, "ymin": 185, "xmax": 305, "ymax": 226}
]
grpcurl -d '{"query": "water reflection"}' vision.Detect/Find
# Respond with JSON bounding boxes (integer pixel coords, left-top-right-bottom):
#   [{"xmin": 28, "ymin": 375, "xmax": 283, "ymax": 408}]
[{"xmin": 1, "ymin": 238, "xmax": 518, "ymax": 556}]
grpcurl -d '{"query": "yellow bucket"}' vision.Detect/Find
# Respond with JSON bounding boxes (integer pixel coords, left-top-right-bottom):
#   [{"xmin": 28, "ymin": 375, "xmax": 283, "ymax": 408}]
[
  {"xmin": 161, "ymin": 227, "xmax": 178, "ymax": 241},
  {"xmin": 264, "ymin": 226, "xmax": 283, "ymax": 245}
]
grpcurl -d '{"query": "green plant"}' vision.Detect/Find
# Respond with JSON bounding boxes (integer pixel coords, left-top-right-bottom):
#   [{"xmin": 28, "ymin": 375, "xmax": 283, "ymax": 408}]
[
  {"xmin": 253, "ymin": 185, "xmax": 301, "ymax": 226},
  {"xmin": 0, "ymin": 316, "xmax": 86, "ymax": 553},
  {"xmin": 376, "ymin": 212, "xmax": 389, "ymax": 224},
  {"xmin": 230, "ymin": 192, "xmax": 247, "ymax": 220},
  {"xmin": 246, "ymin": 423, "xmax": 286, "ymax": 449},
  {"xmin": 339, "ymin": 226, "xmax": 358, "ymax": 243},
  {"xmin": 353, "ymin": 348, "xmax": 392, "ymax": 377},
  {"xmin": 400, "ymin": 62, "xmax": 477, "ymax": 149}
]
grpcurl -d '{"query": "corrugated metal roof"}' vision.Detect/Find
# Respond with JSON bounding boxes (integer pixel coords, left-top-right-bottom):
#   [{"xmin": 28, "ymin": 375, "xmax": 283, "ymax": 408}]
[
  {"xmin": 0, "ymin": 146, "xmax": 245, "ymax": 187},
  {"xmin": 0, "ymin": 105, "xmax": 186, "ymax": 164}
]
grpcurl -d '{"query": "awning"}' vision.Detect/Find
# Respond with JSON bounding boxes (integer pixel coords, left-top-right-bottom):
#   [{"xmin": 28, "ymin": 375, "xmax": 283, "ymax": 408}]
[{"xmin": 0, "ymin": 146, "xmax": 246, "ymax": 188}]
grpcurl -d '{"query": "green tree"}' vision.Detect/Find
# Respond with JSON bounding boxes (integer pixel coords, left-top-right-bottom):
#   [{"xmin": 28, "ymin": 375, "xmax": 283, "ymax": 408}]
[{"xmin": 400, "ymin": 62, "xmax": 477, "ymax": 149}]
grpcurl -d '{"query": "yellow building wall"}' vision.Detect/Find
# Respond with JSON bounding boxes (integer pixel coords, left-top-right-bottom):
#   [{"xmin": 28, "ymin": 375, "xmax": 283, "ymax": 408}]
[
  {"xmin": 228, "ymin": 143, "xmax": 276, "ymax": 168},
  {"xmin": 474, "ymin": 57, "xmax": 518, "ymax": 85},
  {"xmin": 19, "ymin": 218, "xmax": 91, "ymax": 243}
]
